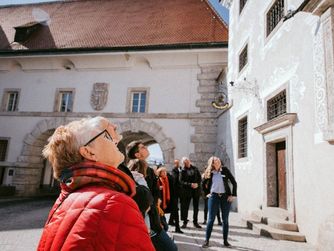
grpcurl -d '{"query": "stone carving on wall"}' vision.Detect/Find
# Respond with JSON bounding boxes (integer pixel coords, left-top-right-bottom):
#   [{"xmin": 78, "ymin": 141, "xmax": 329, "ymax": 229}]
[
  {"xmin": 90, "ymin": 83, "xmax": 109, "ymax": 111},
  {"xmin": 313, "ymin": 23, "xmax": 327, "ymax": 133}
]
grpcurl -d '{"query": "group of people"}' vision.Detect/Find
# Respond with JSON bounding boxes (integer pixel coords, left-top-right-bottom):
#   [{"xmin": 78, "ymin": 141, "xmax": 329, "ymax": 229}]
[{"xmin": 37, "ymin": 116, "xmax": 237, "ymax": 251}]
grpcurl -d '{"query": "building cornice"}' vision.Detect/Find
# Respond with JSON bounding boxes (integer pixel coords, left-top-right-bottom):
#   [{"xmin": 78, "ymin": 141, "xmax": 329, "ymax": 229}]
[
  {"xmin": 302, "ymin": 0, "xmax": 334, "ymax": 16},
  {"xmin": 254, "ymin": 113, "xmax": 298, "ymax": 135},
  {"xmin": 0, "ymin": 111, "xmax": 218, "ymax": 120},
  {"xmin": 0, "ymin": 43, "xmax": 228, "ymax": 57}
]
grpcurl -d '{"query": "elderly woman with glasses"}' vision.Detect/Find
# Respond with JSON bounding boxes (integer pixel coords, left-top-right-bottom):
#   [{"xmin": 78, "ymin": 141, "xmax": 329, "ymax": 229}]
[
  {"xmin": 202, "ymin": 156, "xmax": 237, "ymax": 249},
  {"xmin": 37, "ymin": 117, "xmax": 155, "ymax": 251}
]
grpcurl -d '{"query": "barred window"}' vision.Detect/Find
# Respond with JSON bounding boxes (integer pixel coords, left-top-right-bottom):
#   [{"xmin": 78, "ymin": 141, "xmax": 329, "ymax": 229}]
[
  {"xmin": 266, "ymin": 0, "xmax": 285, "ymax": 37},
  {"xmin": 239, "ymin": 44, "xmax": 248, "ymax": 72},
  {"xmin": 238, "ymin": 116, "xmax": 248, "ymax": 158},
  {"xmin": 240, "ymin": 0, "xmax": 248, "ymax": 13},
  {"xmin": 0, "ymin": 139, "xmax": 8, "ymax": 161},
  {"xmin": 267, "ymin": 90, "xmax": 286, "ymax": 121}
]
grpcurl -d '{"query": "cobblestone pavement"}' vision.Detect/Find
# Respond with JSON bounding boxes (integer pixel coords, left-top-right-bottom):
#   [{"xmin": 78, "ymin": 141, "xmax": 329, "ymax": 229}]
[
  {"xmin": 173, "ymin": 212, "xmax": 315, "ymax": 251},
  {"xmin": 0, "ymin": 197, "xmax": 316, "ymax": 251}
]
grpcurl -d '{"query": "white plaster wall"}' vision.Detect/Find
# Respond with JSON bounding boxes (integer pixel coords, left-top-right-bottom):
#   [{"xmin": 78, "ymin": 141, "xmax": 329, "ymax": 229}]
[
  {"xmin": 223, "ymin": 0, "xmax": 334, "ymax": 244},
  {"xmin": 0, "ymin": 49, "xmax": 225, "ymax": 170},
  {"xmin": 0, "ymin": 117, "xmax": 47, "ymax": 162},
  {"xmin": 0, "ymin": 51, "xmax": 227, "ymax": 114}
]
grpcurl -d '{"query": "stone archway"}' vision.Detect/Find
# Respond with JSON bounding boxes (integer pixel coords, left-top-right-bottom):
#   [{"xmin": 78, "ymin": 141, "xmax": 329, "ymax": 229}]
[
  {"xmin": 117, "ymin": 119, "xmax": 176, "ymax": 168},
  {"xmin": 13, "ymin": 117, "xmax": 175, "ymax": 196},
  {"xmin": 13, "ymin": 117, "xmax": 73, "ymax": 196}
]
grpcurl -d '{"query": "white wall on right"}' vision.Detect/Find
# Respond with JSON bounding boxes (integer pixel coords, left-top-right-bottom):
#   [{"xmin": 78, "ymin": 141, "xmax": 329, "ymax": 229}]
[{"xmin": 219, "ymin": 0, "xmax": 334, "ymax": 244}]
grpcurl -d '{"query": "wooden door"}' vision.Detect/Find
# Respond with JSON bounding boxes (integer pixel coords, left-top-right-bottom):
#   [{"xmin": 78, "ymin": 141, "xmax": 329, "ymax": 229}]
[{"xmin": 276, "ymin": 142, "xmax": 287, "ymax": 209}]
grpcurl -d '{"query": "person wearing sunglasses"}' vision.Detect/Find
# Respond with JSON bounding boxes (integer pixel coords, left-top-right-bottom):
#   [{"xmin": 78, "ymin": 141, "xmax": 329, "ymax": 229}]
[
  {"xmin": 202, "ymin": 156, "xmax": 237, "ymax": 248},
  {"xmin": 37, "ymin": 117, "xmax": 155, "ymax": 251}
]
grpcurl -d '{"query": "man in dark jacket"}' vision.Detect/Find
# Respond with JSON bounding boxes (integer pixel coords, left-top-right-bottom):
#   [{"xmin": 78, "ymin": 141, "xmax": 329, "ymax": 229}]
[
  {"xmin": 167, "ymin": 159, "xmax": 183, "ymax": 233},
  {"xmin": 127, "ymin": 141, "xmax": 178, "ymax": 251},
  {"xmin": 179, "ymin": 157, "xmax": 202, "ymax": 228}
]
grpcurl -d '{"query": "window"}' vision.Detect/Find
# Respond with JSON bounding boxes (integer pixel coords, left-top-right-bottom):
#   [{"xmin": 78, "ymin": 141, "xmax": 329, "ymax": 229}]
[
  {"xmin": 1, "ymin": 89, "xmax": 20, "ymax": 111},
  {"xmin": 267, "ymin": 90, "xmax": 286, "ymax": 121},
  {"xmin": 238, "ymin": 116, "xmax": 248, "ymax": 158},
  {"xmin": 239, "ymin": 0, "xmax": 248, "ymax": 14},
  {"xmin": 239, "ymin": 44, "xmax": 248, "ymax": 72},
  {"xmin": 0, "ymin": 139, "xmax": 9, "ymax": 161},
  {"xmin": 131, "ymin": 91, "xmax": 146, "ymax": 113},
  {"xmin": 266, "ymin": 0, "xmax": 285, "ymax": 37},
  {"xmin": 54, "ymin": 89, "xmax": 74, "ymax": 112}
]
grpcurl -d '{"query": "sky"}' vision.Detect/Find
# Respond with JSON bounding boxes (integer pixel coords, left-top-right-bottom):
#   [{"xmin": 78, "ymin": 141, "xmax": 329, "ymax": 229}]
[
  {"xmin": 0, "ymin": 0, "xmax": 229, "ymax": 23},
  {"xmin": 0, "ymin": 0, "xmax": 228, "ymax": 162}
]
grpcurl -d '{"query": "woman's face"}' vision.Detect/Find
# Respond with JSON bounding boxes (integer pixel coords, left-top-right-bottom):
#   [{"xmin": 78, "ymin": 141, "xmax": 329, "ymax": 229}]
[
  {"xmin": 86, "ymin": 119, "xmax": 124, "ymax": 167},
  {"xmin": 160, "ymin": 170, "xmax": 167, "ymax": 178},
  {"xmin": 212, "ymin": 157, "xmax": 221, "ymax": 171}
]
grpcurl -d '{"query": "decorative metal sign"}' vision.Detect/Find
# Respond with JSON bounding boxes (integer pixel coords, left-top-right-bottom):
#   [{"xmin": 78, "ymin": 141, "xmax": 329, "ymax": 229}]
[{"xmin": 90, "ymin": 83, "xmax": 109, "ymax": 111}]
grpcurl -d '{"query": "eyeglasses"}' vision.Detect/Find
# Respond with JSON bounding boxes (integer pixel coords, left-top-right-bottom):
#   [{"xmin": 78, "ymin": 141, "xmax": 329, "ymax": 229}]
[{"xmin": 84, "ymin": 129, "xmax": 113, "ymax": 146}]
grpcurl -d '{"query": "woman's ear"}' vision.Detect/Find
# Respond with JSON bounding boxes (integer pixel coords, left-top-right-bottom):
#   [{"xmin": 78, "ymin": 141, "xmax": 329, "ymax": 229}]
[{"xmin": 79, "ymin": 146, "xmax": 97, "ymax": 162}]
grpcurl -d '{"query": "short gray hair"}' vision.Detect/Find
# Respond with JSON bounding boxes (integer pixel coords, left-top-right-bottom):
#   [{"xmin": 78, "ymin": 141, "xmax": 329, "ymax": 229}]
[{"xmin": 181, "ymin": 157, "xmax": 189, "ymax": 165}]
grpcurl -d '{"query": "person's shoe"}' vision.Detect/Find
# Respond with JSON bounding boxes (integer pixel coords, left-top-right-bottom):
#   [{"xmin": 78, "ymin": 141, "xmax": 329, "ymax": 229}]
[
  {"xmin": 224, "ymin": 241, "xmax": 231, "ymax": 247},
  {"xmin": 175, "ymin": 228, "xmax": 184, "ymax": 234},
  {"xmin": 193, "ymin": 222, "xmax": 202, "ymax": 228},
  {"xmin": 181, "ymin": 223, "xmax": 187, "ymax": 229},
  {"xmin": 217, "ymin": 221, "xmax": 222, "ymax": 226},
  {"xmin": 202, "ymin": 240, "xmax": 209, "ymax": 248}
]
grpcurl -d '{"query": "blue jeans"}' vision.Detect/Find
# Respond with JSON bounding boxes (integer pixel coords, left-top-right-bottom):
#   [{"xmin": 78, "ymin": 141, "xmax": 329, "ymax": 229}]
[
  {"xmin": 151, "ymin": 229, "xmax": 178, "ymax": 251},
  {"xmin": 205, "ymin": 193, "xmax": 231, "ymax": 241}
]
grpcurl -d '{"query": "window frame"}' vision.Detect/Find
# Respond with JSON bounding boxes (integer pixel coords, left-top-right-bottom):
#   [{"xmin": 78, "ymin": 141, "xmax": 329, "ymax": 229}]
[
  {"xmin": 264, "ymin": 84, "xmax": 289, "ymax": 122},
  {"xmin": 127, "ymin": 87, "xmax": 150, "ymax": 113},
  {"xmin": 54, "ymin": 88, "xmax": 75, "ymax": 112},
  {"xmin": 237, "ymin": 115, "xmax": 248, "ymax": 159},
  {"xmin": 238, "ymin": 43, "xmax": 248, "ymax": 73},
  {"xmin": 265, "ymin": 0, "xmax": 286, "ymax": 40},
  {"xmin": 1, "ymin": 88, "xmax": 20, "ymax": 112}
]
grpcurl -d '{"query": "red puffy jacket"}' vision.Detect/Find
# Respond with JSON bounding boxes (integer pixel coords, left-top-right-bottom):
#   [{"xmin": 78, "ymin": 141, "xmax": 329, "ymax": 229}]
[{"xmin": 37, "ymin": 186, "xmax": 155, "ymax": 251}]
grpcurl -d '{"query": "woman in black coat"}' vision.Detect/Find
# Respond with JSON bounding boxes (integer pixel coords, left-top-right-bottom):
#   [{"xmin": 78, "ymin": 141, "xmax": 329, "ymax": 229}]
[{"xmin": 202, "ymin": 156, "xmax": 237, "ymax": 248}]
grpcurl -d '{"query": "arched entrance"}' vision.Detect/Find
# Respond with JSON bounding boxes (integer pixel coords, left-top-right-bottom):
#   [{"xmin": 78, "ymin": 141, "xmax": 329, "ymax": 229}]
[
  {"xmin": 117, "ymin": 119, "xmax": 175, "ymax": 167},
  {"xmin": 13, "ymin": 118, "xmax": 175, "ymax": 196}
]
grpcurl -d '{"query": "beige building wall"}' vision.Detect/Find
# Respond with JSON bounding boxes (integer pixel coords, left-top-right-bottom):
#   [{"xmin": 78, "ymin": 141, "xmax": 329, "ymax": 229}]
[{"xmin": 0, "ymin": 49, "xmax": 227, "ymax": 195}]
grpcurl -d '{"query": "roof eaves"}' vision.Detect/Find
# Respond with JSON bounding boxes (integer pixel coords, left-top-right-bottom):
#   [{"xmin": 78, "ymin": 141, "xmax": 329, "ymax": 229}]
[{"xmin": 0, "ymin": 42, "xmax": 228, "ymax": 57}]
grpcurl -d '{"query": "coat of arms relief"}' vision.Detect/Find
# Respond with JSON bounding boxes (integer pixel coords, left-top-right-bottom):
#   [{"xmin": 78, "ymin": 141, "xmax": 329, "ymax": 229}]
[{"xmin": 90, "ymin": 83, "xmax": 109, "ymax": 111}]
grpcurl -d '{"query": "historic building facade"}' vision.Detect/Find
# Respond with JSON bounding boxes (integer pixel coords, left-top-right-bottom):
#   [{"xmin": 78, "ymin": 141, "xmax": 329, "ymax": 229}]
[
  {"xmin": 220, "ymin": 0, "xmax": 334, "ymax": 247},
  {"xmin": 0, "ymin": 0, "xmax": 228, "ymax": 195}
]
